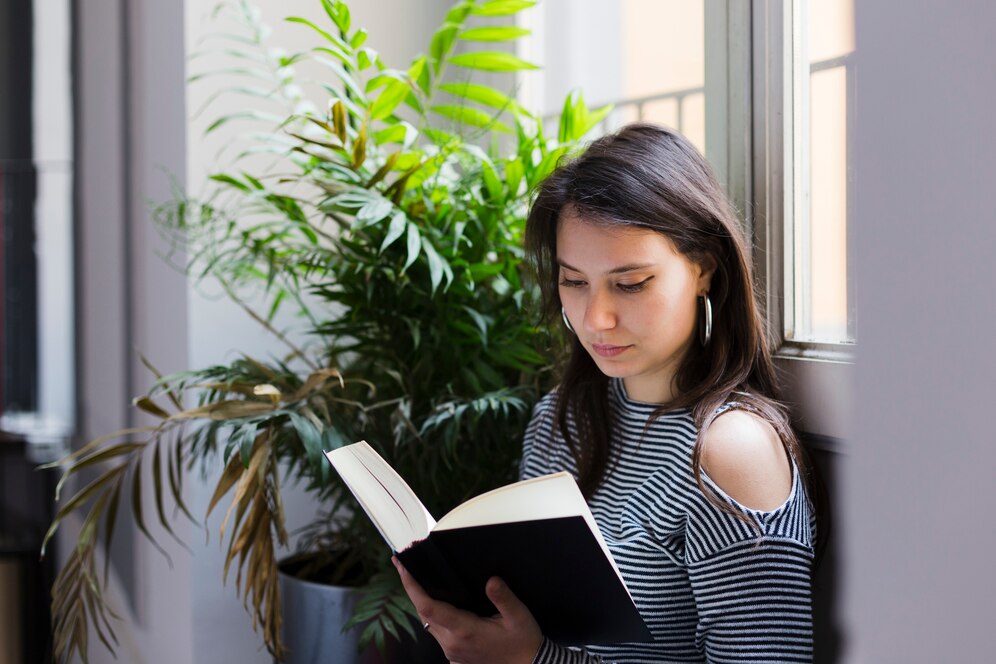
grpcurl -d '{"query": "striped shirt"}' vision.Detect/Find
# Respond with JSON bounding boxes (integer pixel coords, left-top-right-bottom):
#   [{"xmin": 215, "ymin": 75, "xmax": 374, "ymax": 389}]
[{"xmin": 521, "ymin": 379, "xmax": 815, "ymax": 663}]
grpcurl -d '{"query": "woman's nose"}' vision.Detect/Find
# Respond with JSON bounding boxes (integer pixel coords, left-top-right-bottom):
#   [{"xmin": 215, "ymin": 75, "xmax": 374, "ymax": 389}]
[{"xmin": 583, "ymin": 287, "xmax": 617, "ymax": 332}]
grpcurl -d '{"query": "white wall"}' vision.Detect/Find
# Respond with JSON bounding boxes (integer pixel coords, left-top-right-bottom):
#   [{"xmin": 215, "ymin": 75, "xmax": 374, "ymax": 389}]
[{"xmin": 845, "ymin": 1, "xmax": 996, "ymax": 661}]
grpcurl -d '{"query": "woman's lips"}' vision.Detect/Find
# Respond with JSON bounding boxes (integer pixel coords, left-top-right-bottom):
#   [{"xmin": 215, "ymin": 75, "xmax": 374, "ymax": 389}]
[{"xmin": 591, "ymin": 343, "xmax": 631, "ymax": 358}]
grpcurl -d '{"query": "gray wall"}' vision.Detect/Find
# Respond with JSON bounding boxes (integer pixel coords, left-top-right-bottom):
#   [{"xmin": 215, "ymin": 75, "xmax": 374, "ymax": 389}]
[
  {"xmin": 75, "ymin": 0, "xmax": 191, "ymax": 661},
  {"xmin": 845, "ymin": 0, "xmax": 996, "ymax": 661}
]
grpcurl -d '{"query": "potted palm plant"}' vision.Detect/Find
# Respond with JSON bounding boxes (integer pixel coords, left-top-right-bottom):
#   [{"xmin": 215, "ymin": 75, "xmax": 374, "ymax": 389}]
[{"xmin": 42, "ymin": 0, "xmax": 610, "ymax": 661}]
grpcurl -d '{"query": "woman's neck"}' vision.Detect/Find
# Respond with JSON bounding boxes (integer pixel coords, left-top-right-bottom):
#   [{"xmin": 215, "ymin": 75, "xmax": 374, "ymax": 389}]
[{"xmin": 622, "ymin": 375, "xmax": 680, "ymax": 405}]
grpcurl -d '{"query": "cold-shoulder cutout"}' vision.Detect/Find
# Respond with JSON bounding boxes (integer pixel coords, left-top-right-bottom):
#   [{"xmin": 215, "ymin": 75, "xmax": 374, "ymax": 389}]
[{"xmin": 700, "ymin": 407, "xmax": 793, "ymax": 512}]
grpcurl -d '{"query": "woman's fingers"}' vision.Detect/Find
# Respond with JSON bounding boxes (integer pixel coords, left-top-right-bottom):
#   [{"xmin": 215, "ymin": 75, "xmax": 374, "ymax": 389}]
[
  {"xmin": 392, "ymin": 556, "xmax": 463, "ymax": 630},
  {"xmin": 393, "ymin": 559, "xmax": 543, "ymax": 663},
  {"xmin": 484, "ymin": 577, "xmax": 528, "ymax": 623},
  {"xmin": 392, "ymin": 556, "xmax": 430, "ymax": 606}
]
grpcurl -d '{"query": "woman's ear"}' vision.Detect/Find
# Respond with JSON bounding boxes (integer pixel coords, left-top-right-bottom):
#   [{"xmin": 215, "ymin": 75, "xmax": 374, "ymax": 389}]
[{"xmin": 696, "ymin": 253, "xmax": 718, "ymax": 293}]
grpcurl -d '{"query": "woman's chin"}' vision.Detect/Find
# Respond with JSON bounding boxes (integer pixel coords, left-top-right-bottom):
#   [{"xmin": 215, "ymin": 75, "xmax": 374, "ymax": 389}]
[{"xmin": 588, "ymin": 356, "xmax": 633, "ymax": 379}]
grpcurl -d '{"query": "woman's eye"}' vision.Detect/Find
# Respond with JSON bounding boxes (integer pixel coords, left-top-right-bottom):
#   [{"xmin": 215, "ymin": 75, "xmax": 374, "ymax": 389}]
[
  {"xmin": 559, "ymin": 278, "xmax": 586, "ymax": 288},
  {"xmin": 617, "ymin": 277, "xmax": 653, "ymax": 293}
]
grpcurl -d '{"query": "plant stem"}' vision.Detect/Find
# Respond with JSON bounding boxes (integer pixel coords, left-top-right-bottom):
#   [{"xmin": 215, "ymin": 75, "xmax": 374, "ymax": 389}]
[{"xmin": 218, "ymin": 277, "xmax": 319, "ymax": 371}]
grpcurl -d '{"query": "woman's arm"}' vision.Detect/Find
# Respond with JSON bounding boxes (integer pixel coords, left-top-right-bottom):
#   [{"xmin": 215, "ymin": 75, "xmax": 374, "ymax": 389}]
[
  {"xmin": 689, "ymin": 409, "xmax": 815, "ymax": 661},
  {"xmin": 689, "ymin": 538, "xmax": 813, "ymax": 662}
]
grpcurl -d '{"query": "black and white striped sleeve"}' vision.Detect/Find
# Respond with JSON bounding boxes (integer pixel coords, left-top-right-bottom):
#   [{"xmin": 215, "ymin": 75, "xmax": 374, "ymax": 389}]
[
  {"xmin": 684, "ymin": 466, "xmax": 815, "ymax": 663},
  {"xmin": 531, "ymin": 638, "xmax": 604, "ymax": 663},
  {"xmin": 519, "ymin": 391, "xmax": 563, "ymax": 481},
  {"xmin": 688, "ymin": 537, "xmax": 814, "ymax": 662}
]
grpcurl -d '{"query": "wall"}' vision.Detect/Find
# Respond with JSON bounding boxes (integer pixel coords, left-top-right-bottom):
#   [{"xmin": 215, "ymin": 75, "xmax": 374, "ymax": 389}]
[
  {"xmin": 845, "ymin": 0, "xmax": 996, "ymax": 661},
  {"xmin": 75, "ymin": 0, "xmax": 190, "ymax": 662}
]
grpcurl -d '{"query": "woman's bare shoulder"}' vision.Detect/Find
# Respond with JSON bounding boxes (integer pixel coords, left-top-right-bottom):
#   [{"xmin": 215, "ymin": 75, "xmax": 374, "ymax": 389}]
[{"xmin": 700, "ymin": 408, "xmax": 793, "ymax": 511}]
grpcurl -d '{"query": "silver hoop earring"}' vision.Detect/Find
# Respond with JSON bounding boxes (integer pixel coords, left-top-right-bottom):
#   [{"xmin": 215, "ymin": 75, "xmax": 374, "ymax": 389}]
[
  {"xmin": 561, "ymin": 306, "xmax": 575, "ymax": 334},
  {"xmin": 699, "ymin": 293, "xmax": 712, "ymax": 346}
]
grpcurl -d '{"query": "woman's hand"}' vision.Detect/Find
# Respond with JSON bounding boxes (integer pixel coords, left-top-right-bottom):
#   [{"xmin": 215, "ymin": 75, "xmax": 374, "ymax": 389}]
[{"xmin": 392, "ymin": 556, "xmax": 543, "ymax": 664}]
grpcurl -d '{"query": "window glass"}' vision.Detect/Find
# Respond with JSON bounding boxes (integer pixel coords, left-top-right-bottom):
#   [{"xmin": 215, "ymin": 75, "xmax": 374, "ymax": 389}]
[
  {"xmin": 786, "ymin": 0, "xmax": 855, "ymax": 343},
  {"xmin": 519, "ymin": 0, "xmax": 705, "ymax": 153},
  {"xmin": 0, "ymin": 0, "xmax": 75, "ymax": 444}
]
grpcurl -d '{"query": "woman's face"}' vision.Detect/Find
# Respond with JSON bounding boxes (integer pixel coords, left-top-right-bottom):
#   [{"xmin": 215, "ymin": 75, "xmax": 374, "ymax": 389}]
[{"xmin": 556, "ymin": 208, "xmax": 715, "ymax": 404}]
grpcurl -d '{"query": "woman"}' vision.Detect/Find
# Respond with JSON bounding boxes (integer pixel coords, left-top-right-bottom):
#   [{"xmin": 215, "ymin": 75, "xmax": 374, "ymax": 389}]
[{"xmin": 394, "ymin": 123, "xmax": 816, "ymax": 663}]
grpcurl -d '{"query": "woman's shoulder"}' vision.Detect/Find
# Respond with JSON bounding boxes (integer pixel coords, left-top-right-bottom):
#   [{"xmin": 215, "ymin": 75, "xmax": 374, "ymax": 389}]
[
  {"xmin": 535, "ymin": 386, "xmax": 560, "ymax": 409},
  {"xmin": 521, "ymin": 387, "xmax": 574, "ymax": 479},
  {"xmin": 700, "ymin": 404, "xmax": 794, "ymax": 512},
  {"xmin": 680, "ymin": 403, "xmax": 814, "ymax": 560},
  {"xmin": 523, "ymin": 387, "xmax": 561, "ymax": 439}
]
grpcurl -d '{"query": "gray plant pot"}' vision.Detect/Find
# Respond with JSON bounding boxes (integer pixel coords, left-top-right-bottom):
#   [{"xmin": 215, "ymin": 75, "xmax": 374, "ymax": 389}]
[
  {"xmin": 277, "ymin": 565, "xmax": 379, "ymax": 664},
  {"xmin": 276, "ymin": 557, "xmax": 448, "ymax": 664}
]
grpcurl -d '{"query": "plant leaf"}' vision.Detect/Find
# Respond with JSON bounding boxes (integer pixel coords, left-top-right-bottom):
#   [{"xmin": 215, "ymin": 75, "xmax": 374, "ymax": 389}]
[
  {"xmin": 470, "ymin": 0, "xmax": 537, "ymax": 17},
  {"xmin": 431, "ymin": 105, "xmax": 510, "ymax": 132},
  {"xmin": 331, "ymin": 100, "xmax": 348, "ymax": 143},
  {"xmin": 370, "ymin": 79, "xmax": 411, "ymax": 121},
  {"xmin": 355, "ymin": 198, "xmax": 394, "ymax": 227},
  {"xmin": 408, "ymin": 56, "xmax": 429, "ymax": 95},
  {"xmin": 403, "ymin": 223, "xmax": 421, "ymax": 270},
  {"xmin": 288, "ymin": 412, "xmax": 323, "ymax": 468},
  {"xmin": 366, "ymin": 152, "xmax": 400, "ymax": 188},
  {"xmin": 350, "ymin": 28, "xmax": 368, "ymax": 49},
  {"xmin": 429, "ymin": 23, "xmax": 461, "ymax": 74},
  {"xmin": 134, "ymin": 396, "xmax": 170, "ymax": 419},
  {"xmin": 320, "ymin": 0, "xmax": 350, "ymax": 34},
  {"xmin": 380, "ymin": 213, "xmax": 407, "ymax": 252},
  {"xmin": 448, "ymin": 51, "xmax": 539, "ymax": 73},
  {"xmin": 207, "ymin": 450, "xmax": 248, "ymax": 519},
  {"xmin": 352, "ymin": 125, "xmax": 367, "ymax": 168},
  {"xmin": 53, "ymin": 442, "xmax": 145, "ymax": 503},
  {"xmin": 438, "ymin": 82, "xmax": 518, "ymax": 112},
  {"xmin": 505, "ymin": 157, "xmax": 524, "ymax": 197},
  {"xmin": 103, "ymin": 479, "xmax": 123, "ymax": 582},
  {"xmin": 421, "ymin": 238, "xmax": 452, "ymax": 293},
  {"xmin": 458, "ymin": 26, "xmax": 531, "ymax": 41},
  {"xmin": 131, "ymin": 462, "xmax": 174, "ymax": 566},
  {"xmin": 284, "ymin": 16, "xmax": 348, "ymax": 51}
]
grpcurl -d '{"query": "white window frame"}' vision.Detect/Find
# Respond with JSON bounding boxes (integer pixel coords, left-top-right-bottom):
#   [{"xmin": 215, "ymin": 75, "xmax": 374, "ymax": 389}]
[{"xmin": 748, "ymin": 0, "xmax": 853, "ymax": 441}]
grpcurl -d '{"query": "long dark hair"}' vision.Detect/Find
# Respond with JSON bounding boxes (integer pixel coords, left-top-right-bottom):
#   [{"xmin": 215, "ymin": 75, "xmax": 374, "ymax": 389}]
[{"xmin": 525, "ymin": 123, "xmax": 814, "ymax": 526}]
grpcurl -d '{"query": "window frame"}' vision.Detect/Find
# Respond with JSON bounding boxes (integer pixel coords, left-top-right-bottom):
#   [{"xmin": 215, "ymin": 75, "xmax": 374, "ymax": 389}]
[{"xmin": 749, "ymin": 0, "xmax": 853, "ymax": 441}]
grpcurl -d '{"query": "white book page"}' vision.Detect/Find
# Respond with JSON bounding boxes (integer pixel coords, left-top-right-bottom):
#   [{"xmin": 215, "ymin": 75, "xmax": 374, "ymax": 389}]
[{"xmin": 325, "ymin": 441, "xmax": 437, "ymax": 552}]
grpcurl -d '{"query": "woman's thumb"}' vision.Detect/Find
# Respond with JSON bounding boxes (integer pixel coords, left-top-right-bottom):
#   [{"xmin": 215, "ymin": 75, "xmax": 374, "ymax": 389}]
[{"xmin": 485, "ymin": 577, "xmax": 523, "ymax": 618}]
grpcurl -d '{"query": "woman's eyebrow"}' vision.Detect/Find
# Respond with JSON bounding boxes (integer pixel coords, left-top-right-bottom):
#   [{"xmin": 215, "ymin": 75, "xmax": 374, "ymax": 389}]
[{"xmin": 557, "ymin": 259, "xmax": 657, "ymax": 275}]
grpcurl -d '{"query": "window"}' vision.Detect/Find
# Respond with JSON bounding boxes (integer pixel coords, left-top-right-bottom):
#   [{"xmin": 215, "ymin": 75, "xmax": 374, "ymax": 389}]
[
  {"xmin": 519, "ymin": 0, "xmax": 854, "ymax": 440},
  {"xmin": 0, "ymin": 0, "xmax": 75, "ymax": 457},
  {"xmin": 753, "ymin": 0, "xmax": 854, "ymax": 440},
  {"xmin": 518, "ymin": 0, "xmax": 706, "ymax": 151},
  {"xmin": 786, "ymin": 0, "xmax": 855, "ymax": 345}
]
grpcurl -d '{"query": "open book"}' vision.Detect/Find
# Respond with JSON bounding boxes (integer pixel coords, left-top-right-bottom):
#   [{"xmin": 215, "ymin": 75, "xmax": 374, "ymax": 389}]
[{"xmin": 325, "ymin": 441, "xmax": 651, "ymax": 646}]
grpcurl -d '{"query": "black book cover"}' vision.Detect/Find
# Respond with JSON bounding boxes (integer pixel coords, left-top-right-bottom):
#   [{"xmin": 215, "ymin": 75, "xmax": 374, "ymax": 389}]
[{"xmin": 396, "ymin": 515, "xmax": 652, "ymax": 646}]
